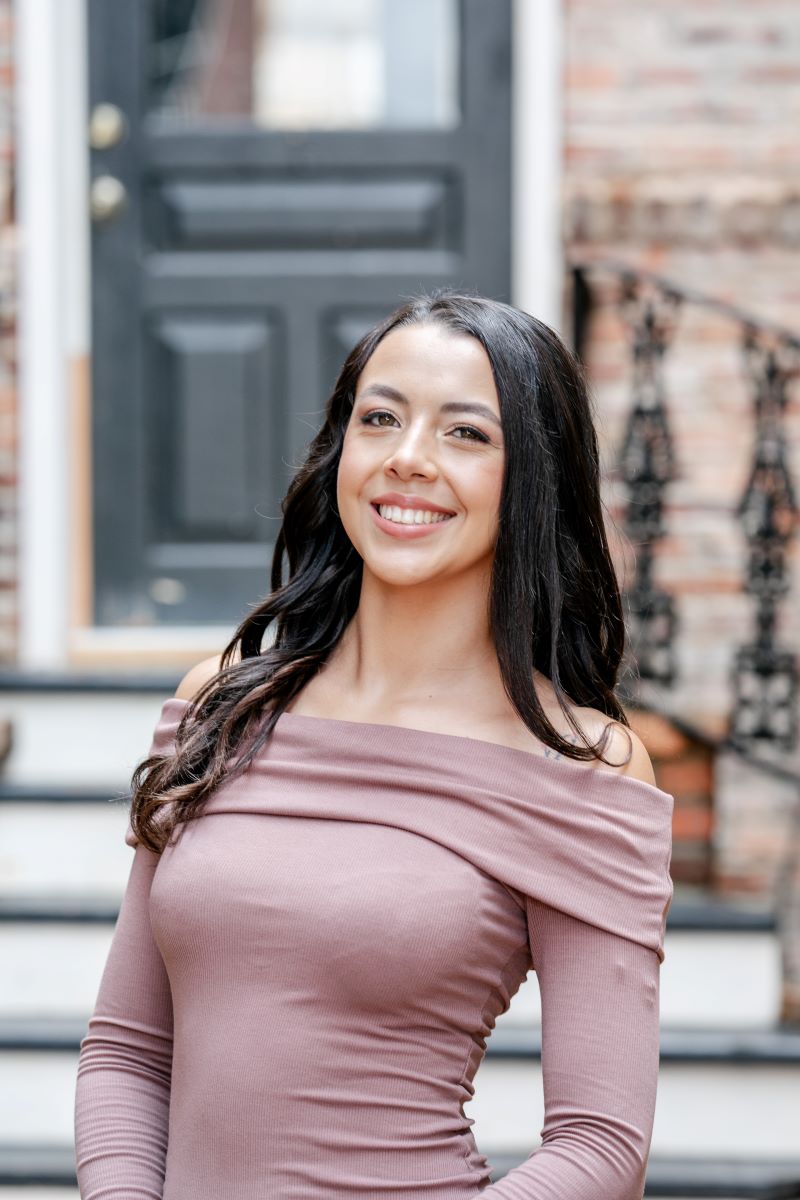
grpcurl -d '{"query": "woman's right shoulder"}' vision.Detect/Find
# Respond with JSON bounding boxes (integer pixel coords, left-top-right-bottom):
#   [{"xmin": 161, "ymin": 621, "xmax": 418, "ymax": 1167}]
[{"xmin": 174, "ymin": 646, "xmax": 242, "ymax": 701}]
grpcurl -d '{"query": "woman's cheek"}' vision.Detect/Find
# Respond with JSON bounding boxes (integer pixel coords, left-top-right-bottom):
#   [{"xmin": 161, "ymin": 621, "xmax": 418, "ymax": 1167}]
[{"xmin": 335, "ymin": 441, "xmax": 367, "ymax": 550}]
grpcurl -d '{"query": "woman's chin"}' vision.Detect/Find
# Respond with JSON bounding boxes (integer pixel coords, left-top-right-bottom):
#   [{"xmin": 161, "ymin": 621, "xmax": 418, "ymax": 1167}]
[{"xmin": 361, "ymin": 559, "xmax": 448, "ymax": 590}]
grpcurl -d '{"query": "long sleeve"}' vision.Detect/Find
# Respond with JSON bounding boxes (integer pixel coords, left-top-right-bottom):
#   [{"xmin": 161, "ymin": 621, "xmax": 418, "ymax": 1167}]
[
  {"xmin": 68, "ymin": 697, "xmax": 671, "ymax": 1200},
  {"xmin": 73, "ymin": 839, "xmax": 174, "ymax": 1199},
  {"xmin": 477, "ymin": 898, "xmax": 661, "ymax": 1199}
]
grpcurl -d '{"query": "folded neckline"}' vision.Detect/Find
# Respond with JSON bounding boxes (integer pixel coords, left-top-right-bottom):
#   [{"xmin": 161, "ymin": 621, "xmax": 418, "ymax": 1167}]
[{"xmin": 160, "ymin": 696, "xmax": 674, "ymax": 807}]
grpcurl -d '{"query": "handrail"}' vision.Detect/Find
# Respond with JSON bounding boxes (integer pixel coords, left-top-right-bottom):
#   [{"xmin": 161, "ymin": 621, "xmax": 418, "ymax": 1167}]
[
  {"xmin": 572, "ymin": 258, "xmax": 800, "ymax": 1022},
  {"xmin": 572, "ymin": 255, "xmax": 799, "ymax": 753},
  {"xmin": 570, "ymin": 255, "xmax": 800, "ymax": 350}
]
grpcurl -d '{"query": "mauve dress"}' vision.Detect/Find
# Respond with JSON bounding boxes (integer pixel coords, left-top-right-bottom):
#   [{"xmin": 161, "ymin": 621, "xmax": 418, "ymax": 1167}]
[{"xmin": 74, "ymin": 696, "xmax": 674, "ymax": 1200}]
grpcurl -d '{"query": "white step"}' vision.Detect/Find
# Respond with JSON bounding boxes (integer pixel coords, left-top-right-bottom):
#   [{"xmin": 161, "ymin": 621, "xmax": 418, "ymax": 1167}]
[
  {"xmin": 659, "ymin": 927, "xmax": 781, "ymax": 1029},
  {"xmin": 0, "ymin": 803, "xmax": 132, "ymax": 897},
  {"xmin": 0, "ymin": 1157, "xmax": 791, "ymax": 1200},
  {"xmin": 0, "ymin": 1192, "xmax": 78, "ymax": 1199},
  {"xmin": 3, "ymin": 1038, "xmax": 800, "ymax": 1159},
  {"xmin": 1, "ymin": 681, "xmax": 795, "ymax": 1183},
  {"xmin": 0, "ymin": 925, "xmax": 115, "ymax": 1016},
  {"xmin": 0, "ymin": 691, "xmax": 169, "ymax": 787},
  {"xmin": 469, "ymin": 1055, "xmax": 800, "ymax": 1161},
  {"xmin": 0, "ymin": 1183, "xmax": 779, "ymax": 1200},
  {"xmin": 0, "ymin": 905, "xmax": 782, "ymax": 1030}
]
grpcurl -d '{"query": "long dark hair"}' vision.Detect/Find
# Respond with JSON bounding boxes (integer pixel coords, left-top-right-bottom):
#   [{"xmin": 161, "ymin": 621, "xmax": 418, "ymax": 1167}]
[{"xmin": 129, "ymin": 291, "xmax": 631, "ymax": 853}]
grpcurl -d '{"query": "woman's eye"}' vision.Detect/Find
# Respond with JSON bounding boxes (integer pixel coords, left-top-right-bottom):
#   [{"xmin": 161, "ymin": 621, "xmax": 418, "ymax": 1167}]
[
  {"xmin": 360, "ymin": 410, "xmax": 398, "ymax": 427},
  {"xmin": 451, "ymin": 425, "xmax": 489, "ymax": 443}
]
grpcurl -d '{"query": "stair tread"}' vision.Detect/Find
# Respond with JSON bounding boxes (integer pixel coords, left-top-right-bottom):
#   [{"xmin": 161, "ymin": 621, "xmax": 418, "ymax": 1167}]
[
  {"xmin": 0, "ymin": 670, "xmax": 179, "ymax": 694},
  {"xmin": 1, "ymin": 1144, "xmax": 798, "ymax": 1194},
  {"xmin": 669, "ymin": 886, "xmax": 776, "ymax": 932},
  {"xmin": 0, "ymin": 784, "xmax": 129, "ymax": 803},
  {"xmin": 644, "ymin": 1155, "xmax": 800, "ymax": 1198},
  {"xmin": 0, "ymin": 879, "xmax": 778, "ymax": 930},
  {"xmin": 4, "ymin": 1015, "xmax": 800, "ymax": 1059},
  {"xmin": 0, "ymin": 895, "xmax": 122, "ymax": 922},
  {"xmin": 486, "ymin": 1024, "xmax": 800, "ymax": 1062}
]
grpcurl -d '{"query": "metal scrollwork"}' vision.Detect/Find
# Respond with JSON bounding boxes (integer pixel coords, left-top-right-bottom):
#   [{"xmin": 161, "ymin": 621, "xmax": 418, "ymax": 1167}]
[
  {"xmin": 617, "ymin": 276, "xmax": 682, "ymax": 685},
  {"xmin": 731, "ymin": 331, "xmax": 799, "ymax": 749}
]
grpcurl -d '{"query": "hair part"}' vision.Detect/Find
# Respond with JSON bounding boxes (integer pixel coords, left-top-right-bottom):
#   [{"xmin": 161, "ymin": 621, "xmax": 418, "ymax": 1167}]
[{"xmin": 129, "ymin": 290, "xmax": 631, "ymax": 854}]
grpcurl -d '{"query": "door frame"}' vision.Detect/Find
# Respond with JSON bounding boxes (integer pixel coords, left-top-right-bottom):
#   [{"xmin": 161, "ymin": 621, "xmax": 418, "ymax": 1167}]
[{"xmin": 15, "ymin": 0, "xmax": 564, "ymax": 670}]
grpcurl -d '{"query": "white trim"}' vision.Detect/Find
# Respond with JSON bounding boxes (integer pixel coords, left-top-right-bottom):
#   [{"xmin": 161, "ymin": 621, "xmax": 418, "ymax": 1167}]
[
  {"xmin": 16, "ymin": 0, "xmax": 70, "ymax": 668},
  {"xmin": 61, "ymin": 1, "xmax": 91, "ymax": 360},
  {"xmin": 511, "ymin": 0, "xmax": 564, "ymax": 331},
  {"xmin": 68, "ymin": 626, "xmax": 234, "ymax": 671},
  {"xmin": 14, "ymin": 1, "xmax": 562, "ymax": 666},
  {"xmin": 16, "ymin": 0, "xmax": 89, "ymax": 669},
  {"xmin": 70, "ymin": 626, "xmax": 234, "ymax": 655}
]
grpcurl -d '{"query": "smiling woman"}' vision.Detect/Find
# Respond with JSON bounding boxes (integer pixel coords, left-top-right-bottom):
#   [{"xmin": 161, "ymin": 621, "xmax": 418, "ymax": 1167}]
[
  {"xmin": 336, "ymin": 324, "xmax": 504, "ymax": 581},
  {"xmin": 75, "ymin": 291, "xmax": 673, "ymax": 1200}
]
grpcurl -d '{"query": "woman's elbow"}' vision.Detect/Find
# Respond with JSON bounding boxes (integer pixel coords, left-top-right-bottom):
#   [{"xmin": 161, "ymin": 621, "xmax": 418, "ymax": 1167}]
[{"xmin": 540, "ymin": 1112, "xmax": 651, "ymax": 1198}]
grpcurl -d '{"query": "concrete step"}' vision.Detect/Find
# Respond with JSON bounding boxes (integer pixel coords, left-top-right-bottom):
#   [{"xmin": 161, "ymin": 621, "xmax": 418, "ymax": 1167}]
[
  {"xmin": 0, "ymin": 678, "xmax": 176, "ymax": 788},
  {"xmin": 0, "ymin": 801, "xmax": 133, "ymax": 898},
  {"xmin": 0, "ymin": 1192, "xmax": 78, "ymax": 1200},
  {"xmin": 641, "ymin": 1155, "xmax": 800, "ymax": 1197},
  {"xmin": 1, "ymin": 1144, "xmax": 798, "ymax": 1198},
  {"xmin": 474, "ymin": 1026, "xmax": 800, "ymax": 1161},
  {"xmin": 0, "ymin": 883, "xmax": 782, "ymax": 1029},
  {"xmin": 4, "ymin": 1020, "xmax": 800, "ymax": 1159},
  {"xmin": 0, "ymin": 1142, "xmax": 78, "ymax": 1189},
  {"xmin": 0, "ymin": 671, "xmax": 783, "ymax": 1034},
  {"xmin": 1, "ymin": 673, "xmax": 795, "ymax": 1182}
]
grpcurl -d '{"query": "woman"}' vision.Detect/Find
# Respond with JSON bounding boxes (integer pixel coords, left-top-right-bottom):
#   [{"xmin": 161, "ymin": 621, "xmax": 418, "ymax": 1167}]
[{"xmin": 74, "ymin": 292, "xmax": 673, "ymax": 1199}]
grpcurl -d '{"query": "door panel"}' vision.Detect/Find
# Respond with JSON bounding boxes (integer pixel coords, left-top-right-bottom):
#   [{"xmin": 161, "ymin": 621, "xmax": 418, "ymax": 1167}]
[
  {"xmin": 146, "ymin": 311, "xmax": 285, "ymax": 532},
  {"xmin": 89, "ymin": 0, "xmax": 512, "ymax": 626},
  {"xmin": 155, "ymin": 177, "xmax": 458, "ymax": 250}
]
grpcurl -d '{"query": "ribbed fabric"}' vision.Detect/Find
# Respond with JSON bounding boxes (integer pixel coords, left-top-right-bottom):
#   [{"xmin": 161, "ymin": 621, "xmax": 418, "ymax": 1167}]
[{"xmin": 74, "ymin": 697, "xmax": 674, "ymax": 1200}]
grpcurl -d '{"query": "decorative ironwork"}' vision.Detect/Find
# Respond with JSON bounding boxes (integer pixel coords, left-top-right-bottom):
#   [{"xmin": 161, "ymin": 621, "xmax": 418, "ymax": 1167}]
[
  {"xmin": 572, "ymin": 257, "xmax": 800, "ymax": 751},
  {"xmin": 730, "ymin": 331, "xmax": 799, "ymax": 750},
  {"xmin": 616, "ymin": 275, "xmax": 682, "ymax": 685},
  {"xmin": 572, "ymin": 258, "xmax": 800, "ymax": 1023}
]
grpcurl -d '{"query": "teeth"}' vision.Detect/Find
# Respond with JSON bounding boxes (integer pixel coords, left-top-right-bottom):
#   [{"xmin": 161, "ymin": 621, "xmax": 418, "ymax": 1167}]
[{"xmin": 377, "ymin": 504, "xmax": 451, "ymax": 526}]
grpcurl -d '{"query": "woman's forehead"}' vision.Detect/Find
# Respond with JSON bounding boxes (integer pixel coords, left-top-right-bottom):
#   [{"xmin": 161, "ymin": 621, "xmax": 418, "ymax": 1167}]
[{"xmin": 357, "ymin": 325, "xmax": 499, "ymax": 407}]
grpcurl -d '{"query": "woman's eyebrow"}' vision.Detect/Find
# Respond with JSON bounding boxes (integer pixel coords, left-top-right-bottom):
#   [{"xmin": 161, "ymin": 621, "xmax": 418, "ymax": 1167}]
[
  {"xmin": 360, "ymin": 383, "xmax": 407, "ymax": 404},
  {"xmin": 439, "ymin": 401, "xmax": 502, "ymax": 428},
  {"xmin": 358, "ymin": 383, "xmax": 502, "ymax": 428}
]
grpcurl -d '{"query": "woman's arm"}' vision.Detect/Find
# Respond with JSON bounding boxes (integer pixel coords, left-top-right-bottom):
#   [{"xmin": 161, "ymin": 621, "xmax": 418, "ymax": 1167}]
[
  {"xmin": 73, "ymin": 841, "xmax": 174, "ymax": 1199},
  {"xmin": 477, "ymin": 898, "xmax": 661, "ymax": 1199},
  {"xmin": 73, "ymin": 663, "xmax": 224, "ymax": 1196}
]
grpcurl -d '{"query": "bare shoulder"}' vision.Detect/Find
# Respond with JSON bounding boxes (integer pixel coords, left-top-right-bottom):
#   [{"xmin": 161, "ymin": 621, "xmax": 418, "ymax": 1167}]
[
  {"xmin": 174, "ymin": 646, "xmax": 242, "ymax": 702},
  {"xmin": 174, "ymin": 654, "xmax": 225, "ymax": 702},
  {"xmin": 531, "ymin": 677, "xmax": 658, "ymax": 786},
  {"xmin": 577, "ymin": 707, "xmax": 658, "ymax": 786}
]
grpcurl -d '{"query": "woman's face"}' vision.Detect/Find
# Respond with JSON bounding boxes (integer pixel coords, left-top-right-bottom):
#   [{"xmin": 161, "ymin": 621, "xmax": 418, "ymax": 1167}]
[{"xmin": 336, "ymin": 323, "xmax": 505, "ymax": 590}]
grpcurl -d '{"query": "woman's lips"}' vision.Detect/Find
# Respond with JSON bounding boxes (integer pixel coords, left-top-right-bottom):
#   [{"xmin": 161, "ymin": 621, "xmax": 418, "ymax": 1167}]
[
  {"xmin": 370, "ymin": 492, "xmax": 456, "ymax": 515},
  {"xmin": 369, "ymin": 503, "xmax": 456, "ymax": 539}
]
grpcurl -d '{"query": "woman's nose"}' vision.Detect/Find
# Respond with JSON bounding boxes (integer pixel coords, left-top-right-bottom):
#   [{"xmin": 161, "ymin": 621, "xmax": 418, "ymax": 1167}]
[{"xmin": 383, "ymin": 425, "xmax": 438, "ymax": 480}]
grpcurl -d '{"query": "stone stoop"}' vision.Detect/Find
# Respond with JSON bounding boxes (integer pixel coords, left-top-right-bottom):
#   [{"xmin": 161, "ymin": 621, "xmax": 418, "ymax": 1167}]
[{"xmin": 1, "ymin": 674, "xmax": 799, "ymax": 1199}]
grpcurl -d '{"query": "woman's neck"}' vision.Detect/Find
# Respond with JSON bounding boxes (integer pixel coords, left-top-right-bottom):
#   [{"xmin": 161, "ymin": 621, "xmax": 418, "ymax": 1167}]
[{"xmin": 326, "ymin": 568, "xmax": 501, "ymax": 715}]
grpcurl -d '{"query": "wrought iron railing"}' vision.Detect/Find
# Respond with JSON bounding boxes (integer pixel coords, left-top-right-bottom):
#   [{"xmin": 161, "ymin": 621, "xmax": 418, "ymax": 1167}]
[{"xmin": 571, "ymin": 259, "xmax": 800, "ymax": 1021}]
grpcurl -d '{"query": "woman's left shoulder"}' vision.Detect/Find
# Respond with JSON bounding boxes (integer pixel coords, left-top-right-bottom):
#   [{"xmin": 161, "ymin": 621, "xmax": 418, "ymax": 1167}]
[{"xmin": 575, "ymin": 706, "xmax": 658, "ymax": 788}]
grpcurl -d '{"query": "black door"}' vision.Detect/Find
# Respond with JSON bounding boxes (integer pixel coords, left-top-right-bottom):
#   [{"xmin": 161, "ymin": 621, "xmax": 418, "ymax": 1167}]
[{"xmin": 88, "ymin": 0, "xmax": 512, "ymax": 626}]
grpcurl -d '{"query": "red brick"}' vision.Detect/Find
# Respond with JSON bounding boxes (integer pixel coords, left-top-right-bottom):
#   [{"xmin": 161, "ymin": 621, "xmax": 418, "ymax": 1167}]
[{"xmin": 672, "ymin": 807, "xmax": 715, "ymax": 839}]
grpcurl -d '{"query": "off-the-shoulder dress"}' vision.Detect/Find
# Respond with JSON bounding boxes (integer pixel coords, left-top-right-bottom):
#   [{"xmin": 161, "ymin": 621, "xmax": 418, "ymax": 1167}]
[{"xmin": 74, "ymin": 696, "xmax": 674, "ymax": 1200}]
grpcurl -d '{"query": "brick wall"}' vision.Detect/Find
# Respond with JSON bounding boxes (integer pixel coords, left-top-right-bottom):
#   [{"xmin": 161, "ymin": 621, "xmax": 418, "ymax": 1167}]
[
  {"xmin": 562, "ymin": 0, "xmax": 800, "ymax": 903},
  {"xmin": 0, "ymin": 0, "xmax": 14, "ymax": 662},
  {"xmin": 0, "ymin": 2, "xmax": 795, "ymax": 908}
]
